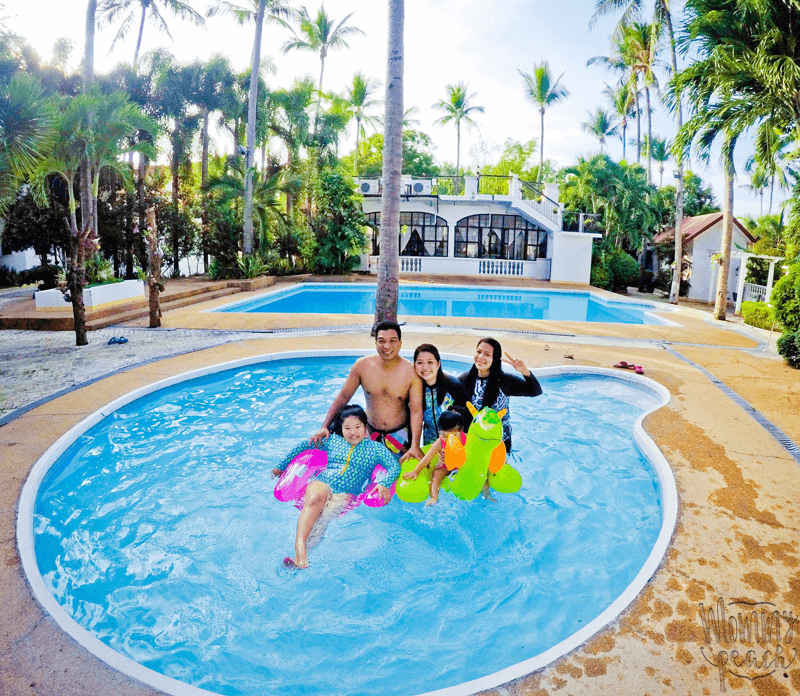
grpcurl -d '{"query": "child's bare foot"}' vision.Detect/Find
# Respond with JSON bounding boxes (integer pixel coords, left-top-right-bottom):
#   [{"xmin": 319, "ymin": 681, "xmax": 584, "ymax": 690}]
[
  {"xmin": 283, "ymin": 556, "xmax": 309, "ymax": 569},
  {"xmin": 425, "ymin": 497, "xmax": 438, "ymax": 507},
  {"xmin": 480, "ymin": 485, "xmax": 498, "ymax": 503}
]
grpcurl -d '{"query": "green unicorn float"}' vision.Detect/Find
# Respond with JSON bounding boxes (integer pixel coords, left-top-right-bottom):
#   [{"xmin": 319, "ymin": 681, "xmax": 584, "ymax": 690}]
[{"xmin": 395, "ymin": 402, "xmax": 522, "ymax": 503}]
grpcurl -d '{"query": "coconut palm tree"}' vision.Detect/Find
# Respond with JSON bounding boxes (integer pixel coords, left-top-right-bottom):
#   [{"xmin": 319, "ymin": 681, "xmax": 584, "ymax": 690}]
[
  {"xmin": 374, "ymin": 0, "xmax": 403, "ymax": 327},
  {"xmin": 0, "ymin": 74, "xmax": 52, "ymax": 216},
  {"xmin": 282, "ymin": 5, "xmax": 365, "ymax": 133},
  {"xmin": 590, "ymin": 0, "xmax": 686, "ymax": 304},
  {"xmin": 643, "ymin": 134, "xmax": 670, "ymax": 186},
  {"xmin": 341, "ymin": 71, "xmax": 381, "ymax": 176},
  {"xmin": 208, "ymin": 0, "xmax": 293, "ymax": 256},
  {"xmin": 582, "ymin": 108, "xmax": 618, "ymax": 153},
  {"xmin": 432, "ymin": 81, "xmax": 483, "ymax": 195},
  {"xmin": 603, "ymin": 80, "xmax": 635, "ymax": 160},
  {"xmin": 98, "ymin": 0, "xmax": 206, "ymax": 70},
  {"xmin": 518, "ymin": 61, "xmax": 569, "ymax": 183}
]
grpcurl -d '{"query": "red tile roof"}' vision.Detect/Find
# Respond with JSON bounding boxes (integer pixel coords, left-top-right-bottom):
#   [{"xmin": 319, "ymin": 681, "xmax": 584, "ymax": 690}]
[{"xmin": 655, "ymin": 212, "xmax": 756, "ymax": 245}]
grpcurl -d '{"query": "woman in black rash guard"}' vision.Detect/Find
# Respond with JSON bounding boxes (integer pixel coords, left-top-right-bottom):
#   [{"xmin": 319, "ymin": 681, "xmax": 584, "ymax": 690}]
[
  {"xmin": 413, "ymin": 344, "xmax": 466, "ymax": 446},
  {"xmin": 459, "ymin": 337, "xmax": 542, "ymax": 453}
]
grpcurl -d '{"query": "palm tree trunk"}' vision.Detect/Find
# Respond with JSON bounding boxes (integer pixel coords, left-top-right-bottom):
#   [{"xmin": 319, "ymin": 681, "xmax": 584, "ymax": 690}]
[
  {"xmin": 354, "ymin": 116, "xmax": 361, "ymax": 175},
  {"xmin": 645, "ymin": 85, "xmax": 652, "ymax": 184},
  {"xmin": 455, "ymin": 118, "xmax": 461, "ymax": 195},
  {"xmin": 634, "ymin": 82, "xmax": 641, "ymax": 164},
  {"xmin": 666, "ymin": 6, "xmax": 685, "ymax": 306},
  {"xmin": 539, "ymin": 106, "xmax": 545, "ymax": 183},
  {"xmin": 314, "ymin": 52, "xmax": 326, "ymax": 135},
  {"xmin": 374, "ymin": 0, "xmax": 403, "ymax": 328},
  {"xmin": 713, "ymin": 157, "xmax": 735, "ymax": 320},
  {"xmin": 622, "ymin": 119, "xmax": 627, "ymax": 161},
  {"xmin": 244, "ymin": 0, "xmax": 266, "ymax": 256},
  {"xmin": 201, "ymin": 109, "xmax": 210, "ymax": 272},
  {"xmin": 768, "ymin": 175, "xmax": 774, "ymax": 215},
  {"xmin": 171, "ymin": 122, "xmax": 180, "ymax": 276},
  {"xmin": 133, "ymin": 3, "xmax": 147, "ymax": 70}
]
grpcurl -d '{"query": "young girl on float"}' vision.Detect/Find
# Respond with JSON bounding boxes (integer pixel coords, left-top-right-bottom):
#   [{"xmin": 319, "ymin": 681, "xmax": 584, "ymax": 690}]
[
  {"xmin": 272, "ymin": 404, "xmax": 400, "ymax": 568},
  {"xmin": 459, "ymin": 337, "xmax": 542, "ymax": 453},
  {"xmin": 402, "ymin": 408, "xmax": 466, "ymax": 506}
]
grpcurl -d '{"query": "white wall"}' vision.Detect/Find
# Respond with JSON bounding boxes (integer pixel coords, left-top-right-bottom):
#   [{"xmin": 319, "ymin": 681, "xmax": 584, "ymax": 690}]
[
  {"xmin": 549, "ymin": 232, "xmax": 598, "ymax": 284},
  {"xmin": 687, "ymin": 223, "xmax": 752, "ymax": 302},
  {"xmin": 0, "ymin": 248, "xmax": 39, "ymax": 273}
]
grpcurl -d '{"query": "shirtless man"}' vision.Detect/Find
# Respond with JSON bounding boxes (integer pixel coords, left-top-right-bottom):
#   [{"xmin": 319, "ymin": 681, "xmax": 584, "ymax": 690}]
[{"xmin": 311, "ymin": 321, "xmax": 424, "ymax": 462}]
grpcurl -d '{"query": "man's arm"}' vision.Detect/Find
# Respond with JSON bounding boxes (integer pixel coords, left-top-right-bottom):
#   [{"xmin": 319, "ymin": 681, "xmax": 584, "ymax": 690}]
[
  {"xmin": 400, "ymin": 373, "xmax": 424, "ymax": 462},
  {"xmin": 310, "ymin": 362, "xmax": 362, "ymax": 442}
]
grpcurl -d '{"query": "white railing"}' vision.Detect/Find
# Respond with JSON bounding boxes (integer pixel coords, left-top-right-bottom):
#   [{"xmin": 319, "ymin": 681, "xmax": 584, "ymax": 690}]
[
  {"xmin": 743, "ymin": 282, "xmax": 768, "ymax": 303},
  {"xmin": 386, "ymin": 256, "xmax": 550, "ymax": 280}
]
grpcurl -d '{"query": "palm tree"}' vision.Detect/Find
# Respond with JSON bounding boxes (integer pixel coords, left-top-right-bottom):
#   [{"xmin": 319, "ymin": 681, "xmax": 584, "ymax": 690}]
[
  {"xmin": 590, "ymin": 0, "xmax": 686, "ymax": 305},
  {"xmin": 31, "ymin": 89, "xmax": 155, "ymax": 345},
  {"xmin": 620, "ymin": 22, "xmax": 660, "ymax": 185},
  {"xmin": 209, "ymin": 0, "xmax": 293, "ymax": 256},
  {"xmin": 518, "ymin": 61, "xmax": 569, "ymax": 183},
  {"xmin": 582, "ymin": 108, "xmax": 618, "ymax": 153},
  {"xmin": 374, "ymin": 0, "xmax": 403, "ymax": 327},
  {"xmin": 207, "ymin": 156, "xmax": 298, "ymax": 248},
  {"xmin": 644, "ymin": 134, "xmax": 670, "ymax": 186},
  {"xmin": 603, "ymin": 80, "xmax": 635, "ymax": 160},
  {"xmin": 432, "ymin": 81, "xmax": 483, "ymax": 195},
  {"xmin": 81, "ymin": 0, "xmax": 98, "ymax": 247},
  {"xmin": 282, "ymin": 4, "xmax": 365, "ymax": 133},
  {"xmin": 341, "ymin": 71, "xmax": 381, "ymax": 176},
  {"xmin": 98, "ymin": 0, "xmax": 206, "ymax": 70},
  {"xmin": 0, "ymin": 74, "xmax": 52, "ymax": 216}
]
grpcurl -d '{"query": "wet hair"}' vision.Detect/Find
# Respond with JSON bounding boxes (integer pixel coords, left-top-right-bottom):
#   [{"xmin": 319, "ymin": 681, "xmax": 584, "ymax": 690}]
[
  {"xmin": 439, "ymin": 407, "xmax": 466, "ymax": 433},
  {"xmin": 331, "ymin": 404, "xmax": 369, "ymax": 435},
  {"xmin": 372, "ymin": 320, "xmax": 401, "ymax": 340},
  {"xmin": 463, "ymin": 337, "xmax": 503, "ymax": 408}
]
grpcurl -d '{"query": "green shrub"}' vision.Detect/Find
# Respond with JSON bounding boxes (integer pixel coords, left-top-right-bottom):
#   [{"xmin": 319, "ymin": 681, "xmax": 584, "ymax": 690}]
[
  {"xmin": 19, "ymin": 264, "xmax": 62, "ymax": 289},
  {"xmin": 0, "ymin": 265, "xmax": 20, "ymax": 287},
  {"xmin": 590, "ymin": 264, "xmax": 612, "ymax": 290},
  {"xmin": 85, "ymin": 253, "xmax": 115, "ymax": 285},
  {"xmin": 741, "ymin": 301, "xmax": 779, "ymax": 330},
  {"xmin": 776, "ymin": 330, "xmax": 800, "ymax": 368},
  {"xmin": 606, "ymin": 250, "xmax": 641, "ymax": 293},
  {"xmin": 236, "ymin": 254, "xmax": 268, "ymax": 279},
  {"xmin": 770, "ymin": 263, "xmax": 800, "ymax": 333}
]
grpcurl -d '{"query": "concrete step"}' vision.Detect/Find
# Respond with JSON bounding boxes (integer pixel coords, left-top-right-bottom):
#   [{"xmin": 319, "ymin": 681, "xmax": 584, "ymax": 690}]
[{"xmin": 85, "ymin": 287, "xmax": 240, "ymax": 330}]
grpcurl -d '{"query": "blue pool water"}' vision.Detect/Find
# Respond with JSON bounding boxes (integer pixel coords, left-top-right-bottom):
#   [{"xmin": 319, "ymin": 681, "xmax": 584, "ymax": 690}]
[
  {"xmin": 34, "ymin": 356, "xmax": 663, "ymax": 696},
  {"xmin": 215, "ymin": 283, "xmax": 663, "ymax": 324}
]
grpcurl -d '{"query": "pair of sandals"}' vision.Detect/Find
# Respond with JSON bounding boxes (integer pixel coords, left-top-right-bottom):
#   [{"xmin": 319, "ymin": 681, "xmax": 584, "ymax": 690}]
[
  {"xmin": 107, "ymin": 336, "xmax": 129, "ymax": 345},
  {"xmin": 614, "ymin": 361, "xmax": 643, "ymax": 374}
]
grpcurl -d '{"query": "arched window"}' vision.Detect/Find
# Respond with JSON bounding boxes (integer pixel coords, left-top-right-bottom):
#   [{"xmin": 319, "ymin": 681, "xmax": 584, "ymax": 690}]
[
  {"xmin": 364, "ymin": 212, "xmax": 448, "ymax": 257},
  {"xmin": 454, "ymin": 214, "xmax": 547, "ymax": 260}
]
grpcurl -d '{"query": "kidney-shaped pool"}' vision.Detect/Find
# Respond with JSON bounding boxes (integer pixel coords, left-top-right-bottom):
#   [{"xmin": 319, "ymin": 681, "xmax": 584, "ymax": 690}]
[{"xmin": 19, "ymin": 352, "xmax": 676, "ymax": 696}]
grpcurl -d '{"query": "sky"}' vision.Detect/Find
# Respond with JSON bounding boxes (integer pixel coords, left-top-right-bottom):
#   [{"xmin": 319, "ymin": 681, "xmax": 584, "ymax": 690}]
[{"xmin": 2, "ymin": 0, "xmax": 786, "ymax": 220}]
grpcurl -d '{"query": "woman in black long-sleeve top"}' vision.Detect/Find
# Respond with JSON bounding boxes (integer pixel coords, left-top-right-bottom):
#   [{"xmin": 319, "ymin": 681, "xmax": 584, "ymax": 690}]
[{"xmin": 459, "ymin": 337, "xmax": 542, "ymax": 453}]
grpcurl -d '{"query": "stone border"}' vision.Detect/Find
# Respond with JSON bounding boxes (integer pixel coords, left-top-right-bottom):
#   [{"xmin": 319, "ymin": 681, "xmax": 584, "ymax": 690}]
[{"xmin": 17, "ymin": 350, "xmax": 677, "ymax": 696}]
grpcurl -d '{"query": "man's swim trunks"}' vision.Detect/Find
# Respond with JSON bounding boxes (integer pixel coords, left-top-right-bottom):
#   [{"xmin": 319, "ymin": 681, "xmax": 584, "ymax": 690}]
[{"xmin": 369, "ymin": 422, "xmax": 410, "ymax": 456}]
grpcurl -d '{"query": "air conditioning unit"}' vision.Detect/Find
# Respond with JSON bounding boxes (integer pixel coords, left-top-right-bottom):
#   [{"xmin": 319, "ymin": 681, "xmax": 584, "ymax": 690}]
[
  {"xmin": 358, "ymin": 180, "xmax": 379, "ymax": 195},
  {"xmin": 411, "ymin": 179, "xmax": 432, "ymax": 195}
]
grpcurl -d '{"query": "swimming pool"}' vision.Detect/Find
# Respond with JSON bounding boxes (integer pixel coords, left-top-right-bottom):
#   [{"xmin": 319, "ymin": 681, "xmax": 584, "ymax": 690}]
[
  {"xmin": 213, "ymin": 283, "xmax": 674, "ymax": 325},
  {"xmin": 19, "ymin": 352, "xmax": 676, "ymax": 696}
]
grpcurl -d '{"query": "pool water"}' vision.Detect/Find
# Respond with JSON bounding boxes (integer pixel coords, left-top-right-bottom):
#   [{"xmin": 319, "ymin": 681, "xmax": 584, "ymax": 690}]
[
  {"xmin": 33, "ymin": 356, "xmax": 663, "ymax": 696},
  {"xmin": 215, "ymin": 283, "xmax": 664, "ymax": 324}
]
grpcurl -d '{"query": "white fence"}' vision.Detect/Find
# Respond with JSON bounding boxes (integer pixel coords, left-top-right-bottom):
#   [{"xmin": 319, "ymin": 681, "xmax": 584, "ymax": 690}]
[
  {"xmin": 375, "ymin": 256, "xmax": 550, "ymax": 280},
  {"xmin": 742, "ymin": 282, "xmax": 768, "ymax": 303}
]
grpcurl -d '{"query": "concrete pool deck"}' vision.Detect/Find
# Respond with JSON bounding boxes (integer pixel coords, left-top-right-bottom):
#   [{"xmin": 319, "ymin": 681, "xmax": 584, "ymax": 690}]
[{"xmin": 1, "ymin": 278, "xmax": 799, "ymax": 696}]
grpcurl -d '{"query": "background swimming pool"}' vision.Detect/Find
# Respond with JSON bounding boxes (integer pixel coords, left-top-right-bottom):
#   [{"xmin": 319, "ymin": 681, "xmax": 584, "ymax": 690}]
[
  {"xmin": 33, "ymin": 356, "xmax": 663, "ymax": 696},
  {"xmin": 216, "ymin": 283, "xmax": 663, "ymax": 324}
]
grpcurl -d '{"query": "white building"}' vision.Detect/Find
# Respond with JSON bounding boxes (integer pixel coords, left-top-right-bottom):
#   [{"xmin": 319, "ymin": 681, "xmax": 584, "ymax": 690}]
[
  {"xmin": 357, "ymin": 175, "xmax": 599, "ymax": 284},
  {"xmin": 654, "ymin": 213, "xmax": 757, "ymax": 304}
]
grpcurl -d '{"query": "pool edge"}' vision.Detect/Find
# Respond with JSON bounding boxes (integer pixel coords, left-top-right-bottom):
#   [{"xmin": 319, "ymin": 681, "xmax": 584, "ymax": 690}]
[{"xmin": 17, "ymin": 351, "xmax": 677, "ymax": 696}]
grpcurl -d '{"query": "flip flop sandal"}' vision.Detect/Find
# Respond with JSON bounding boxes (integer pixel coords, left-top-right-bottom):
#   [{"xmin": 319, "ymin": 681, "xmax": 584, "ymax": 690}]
[{"xmin": 613, "ymin": 361, "xmax": 633, "ymax": 369}]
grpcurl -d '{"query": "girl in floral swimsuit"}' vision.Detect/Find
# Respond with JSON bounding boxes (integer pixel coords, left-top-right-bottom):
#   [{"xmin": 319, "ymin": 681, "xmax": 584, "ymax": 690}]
[{"xmin": 273, "ymin": 404, "xmax": 400, "ymax": 568}]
